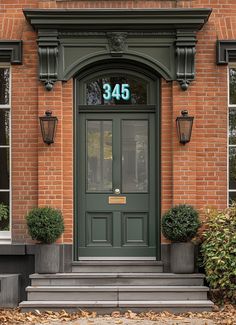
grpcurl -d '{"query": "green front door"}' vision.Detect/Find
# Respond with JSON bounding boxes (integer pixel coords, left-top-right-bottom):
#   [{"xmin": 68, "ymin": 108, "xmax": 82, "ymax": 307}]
[{"xmin": 76, "ymin": 67, "xmax": 159, "ymax": 259}]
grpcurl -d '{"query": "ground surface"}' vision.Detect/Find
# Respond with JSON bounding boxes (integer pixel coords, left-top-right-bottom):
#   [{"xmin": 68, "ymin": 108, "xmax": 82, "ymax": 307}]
[
  {"xmin": 34, "ymin": 316, "xmax": 215, "ymax": 325},
  {"xmin": 0, "ymin": 305, "xmax": 235, "ymax": 325}
]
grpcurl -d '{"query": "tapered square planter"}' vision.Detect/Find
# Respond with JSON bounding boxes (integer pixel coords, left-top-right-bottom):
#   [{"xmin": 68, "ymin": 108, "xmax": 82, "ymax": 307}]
[
  {"xmin": 170, "ymin": 242, "xmax": 195, "ymax": 274},
  {"xmin": 35, "ymin": 244, "xmax": 60, "ymax": 274}
]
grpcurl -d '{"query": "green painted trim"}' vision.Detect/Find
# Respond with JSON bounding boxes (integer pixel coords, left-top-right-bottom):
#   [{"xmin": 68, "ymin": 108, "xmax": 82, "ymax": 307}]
[
  {"xmin": 23, "ymin": 8, "xmax": 212, "ymax": 91},
  {"xmin": 73, "ymin": 79, "xmax": 78, "ymax": 261},
  {"xmin": 74, "ymin": 64, "xmax": 161, "ymax": 260},
  {"xmin": 63, "ymin": 54, "xmax": 173, "ymax": 84},
  {"xmin": 0, "ymin": 41, "xmax": 22, "ymax": 64},
  {"xmin": 156, "ymin": 78, "xmax": 161, "ymax": 260},
  {"xmin": 23, "ymin": 9, "xmax": 212, "ymax": 31},
  {"xmin": 217, "ymin": 40, "xmax": 236, "ymax": 64}
]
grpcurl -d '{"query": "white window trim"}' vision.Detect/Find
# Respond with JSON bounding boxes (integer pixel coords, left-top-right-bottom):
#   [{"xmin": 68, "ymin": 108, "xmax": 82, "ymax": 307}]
[{"xmin": 0, "ymin": 64, "xmax": 11, "ymax": 242}]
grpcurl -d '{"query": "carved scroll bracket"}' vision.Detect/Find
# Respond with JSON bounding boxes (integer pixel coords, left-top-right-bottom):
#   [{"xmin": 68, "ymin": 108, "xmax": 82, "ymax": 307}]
[
  {"xmin": 176, "ymin": 31, "xmax": 197, "ymax": 91},
  {"xmin": 37, "ymin": 29, "xmax": 60, "ymax": 91},
  {"xmin": 106, "ymin": 32, "xmax": 128, "ymax": 57}
]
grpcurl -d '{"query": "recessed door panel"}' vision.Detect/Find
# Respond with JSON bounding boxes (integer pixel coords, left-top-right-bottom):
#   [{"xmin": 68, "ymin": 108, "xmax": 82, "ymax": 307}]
[
  {"xmin": 122, "ymin": 212, "xmax": 148, "ymax": 246},
  {"xmin": 86, "ymin": 212, "xmax": 113, "ymax": 246}
]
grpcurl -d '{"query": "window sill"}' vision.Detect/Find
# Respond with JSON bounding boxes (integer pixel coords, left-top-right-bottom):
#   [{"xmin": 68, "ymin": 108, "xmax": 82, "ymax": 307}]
[{"xmin": 0, "ymin": 231, "xmax": 11, "ymax": 244}]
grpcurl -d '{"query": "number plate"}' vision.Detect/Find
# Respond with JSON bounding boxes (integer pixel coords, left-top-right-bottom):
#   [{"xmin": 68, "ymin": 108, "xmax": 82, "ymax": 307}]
[{"xmin": 108, "ymin": 196, "xmax": 127, "ymax": 204}]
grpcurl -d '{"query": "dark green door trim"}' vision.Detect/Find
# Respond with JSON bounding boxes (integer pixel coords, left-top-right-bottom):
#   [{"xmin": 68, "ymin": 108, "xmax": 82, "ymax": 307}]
[
  {"xmin": 74, "ymin": 65, "xmax": 161, "ymax": 260},
  {"xmin": 24, "ymin": 8, "xmax": 212, "ymax": 91}
]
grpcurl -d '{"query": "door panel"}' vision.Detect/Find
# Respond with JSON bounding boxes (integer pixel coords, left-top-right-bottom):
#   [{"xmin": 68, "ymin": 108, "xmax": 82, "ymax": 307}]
[
  {"xmin": 122, "ymin": 212, "xmax": 148, "ymax": 246},
  {"xmin": 86, "ymin": 212, "xmax": 112, "ymax": 246},
  {"xmin": 78, "ymin": 113, "xmax": 156, "ymax": 258}
]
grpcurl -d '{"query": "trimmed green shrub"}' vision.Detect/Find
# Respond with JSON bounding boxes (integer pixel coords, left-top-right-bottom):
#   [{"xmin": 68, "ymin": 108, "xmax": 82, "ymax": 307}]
[
  {"xmin": 26, "ymin": 207, "xmax": 64, "ymax": 244},
  {"xmin": 0, "ymin": 203, "xmax": 9, "ymax": 231},
  {"xmin": 201, "ymin": 205, "xmax": 236, "ymax": 302},
  {"xmin": 162, "ymin": 204, "xmax": 200, "ymax": 242}
]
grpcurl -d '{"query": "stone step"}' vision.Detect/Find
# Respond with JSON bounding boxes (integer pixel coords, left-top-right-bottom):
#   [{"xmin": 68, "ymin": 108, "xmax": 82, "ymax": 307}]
[
  {"xmin": 26, "ymin": 285, "xmax": 209, "ymax": 301},
  {"xmin": 19, "ymin": 300, "xmax": 214, "ymax": 313},
  {"xmin": 72, "ymin": 261, "xmax": 164, "ymax": 273},
  {"xmin": 30, "ymin": 273, "xmax": 205, "ymax": 286}
]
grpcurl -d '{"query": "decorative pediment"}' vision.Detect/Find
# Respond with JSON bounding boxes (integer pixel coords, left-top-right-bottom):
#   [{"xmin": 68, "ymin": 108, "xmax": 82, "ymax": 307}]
[
  {"xmin": 0, "ymin": 41, "xmax": 22, "ymax": 64},
  {"xmin": 23, "ymin": 9, "xmax": 212, "ymax": 91}
]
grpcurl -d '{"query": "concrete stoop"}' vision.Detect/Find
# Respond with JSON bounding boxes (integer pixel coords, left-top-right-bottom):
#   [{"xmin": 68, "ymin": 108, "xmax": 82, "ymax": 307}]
[{"xmin": 19, "ymin": 261, "xmax": 214, "ymax": 313}]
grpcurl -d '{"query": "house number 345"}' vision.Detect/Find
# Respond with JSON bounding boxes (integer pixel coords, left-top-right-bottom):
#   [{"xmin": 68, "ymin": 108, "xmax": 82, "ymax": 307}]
[{"xmin": 103, "ymin": 83, "xmax": 131, "ymax": 101}]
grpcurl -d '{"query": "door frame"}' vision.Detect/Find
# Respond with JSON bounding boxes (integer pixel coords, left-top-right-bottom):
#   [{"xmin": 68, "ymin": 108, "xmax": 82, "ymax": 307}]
[{"xmin": 74, "ymin": 62, "xmax": 161, "ymax": 261}]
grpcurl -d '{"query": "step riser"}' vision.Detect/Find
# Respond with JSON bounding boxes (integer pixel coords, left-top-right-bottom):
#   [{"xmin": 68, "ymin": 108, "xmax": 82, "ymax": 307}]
[
  {"xmin": 31, "ymin": 278, "xmax": 204, "ymax": 286},
  {"xmin": 72, "ymin": 266, "xmax": 163, "ymax": 273},
  {"xmin": 27, "ymin": 291, "xmax": 208, "ymax": 301},
  {"xmin": 20, "ymin": 306, "xmax": 213, "ymax": 313}
]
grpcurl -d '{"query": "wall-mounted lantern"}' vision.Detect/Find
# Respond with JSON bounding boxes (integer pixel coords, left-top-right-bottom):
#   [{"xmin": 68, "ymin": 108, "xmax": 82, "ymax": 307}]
[
  {"xmin": 176, "ymin": 110, "xmax": 194, "ymax": 144},
  {"xmin": 39, "ymin": 110, "xmax": 58, "ymax": 145}
]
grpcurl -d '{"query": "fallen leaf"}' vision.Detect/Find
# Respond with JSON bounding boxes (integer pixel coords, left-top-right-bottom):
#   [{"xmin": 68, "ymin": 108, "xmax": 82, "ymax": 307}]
[{"xmin": 111, "ymin": 311, "xmax": 121, "ymax": 318}]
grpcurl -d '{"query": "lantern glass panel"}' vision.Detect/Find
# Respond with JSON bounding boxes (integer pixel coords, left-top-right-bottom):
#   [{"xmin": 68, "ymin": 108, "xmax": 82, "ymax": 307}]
[
  {"xmin": 177, "ymin": 117, "xmax": 193, "ymax": 144},
  {"xmin": 40, "ymin": 116, "xmax": 57, "ymax": 144}
]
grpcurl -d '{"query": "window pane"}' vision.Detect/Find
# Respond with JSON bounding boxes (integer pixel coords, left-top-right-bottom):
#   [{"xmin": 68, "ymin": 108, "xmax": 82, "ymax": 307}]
[
  {"xmin": 229, "ymin": 192, "xmax": 236, "ymax": 206},
  {"xmin": 0, "ymin": 192, "xmax": 9, "ymax": 231},
  {"xmin": 0, "ymin": 148, "xmax": 9, "ymax": 189},
  {"xmin": 86, "ymin": 75, "xmax": 147, "ymax": 105},
  {"xmin": 0, "ymin": 110, "xmax": 9, "ymax": 145},
  {"xmin": 229, "ymin": 147, "xmax": 236, "ymax": 189},
  {"xmin": 122, "ymin": 120, "xmax": 148, "ymax": 192},
  {"xmin": 87, "ymin": 121, "xmax": 112, "ymax": 192},
  {"xmin": 0, "ymin": 68, "xmax": 10, "ymax": 105}
]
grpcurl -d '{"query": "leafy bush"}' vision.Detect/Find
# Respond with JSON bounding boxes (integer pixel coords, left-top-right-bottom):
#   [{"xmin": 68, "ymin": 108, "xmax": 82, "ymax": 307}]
[
  {"xmin": 201, "ymin": 206, "xmax": 236, "ymax": 302},
  {"xmin": 26, "ymin": 207, "xmax": 64, "ymax": 244},
  {"xmin": 0, "ymin": 203, "xmax": 9, "ymax": 231},
  {"xmin": 162, "ymin": 204, "xmax": 200, "ymax": 242}
]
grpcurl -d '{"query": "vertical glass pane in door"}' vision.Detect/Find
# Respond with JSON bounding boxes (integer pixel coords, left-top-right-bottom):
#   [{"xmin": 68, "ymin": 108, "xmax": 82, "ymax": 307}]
[
  {"xmin": 87, "ymin": 120, "xmax": 112, "ymax": 192},
  {"xmin": 122, "ymin": 120, "xmax": 148, "ymax": 192}
]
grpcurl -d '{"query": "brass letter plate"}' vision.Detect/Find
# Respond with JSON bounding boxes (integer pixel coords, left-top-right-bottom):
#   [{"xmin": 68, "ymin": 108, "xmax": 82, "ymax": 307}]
[{"xmin": 108, "ymin": 196, "xmax": 126, "ymax": 204}]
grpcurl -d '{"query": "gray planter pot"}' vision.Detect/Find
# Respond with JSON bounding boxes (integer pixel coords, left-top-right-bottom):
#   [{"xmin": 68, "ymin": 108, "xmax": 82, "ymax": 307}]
[
  {"xmin": 170, "ymin": 242, "xmax": 195, "ymax": 273},
  {"xmin": 35, "ymin": 244, "xmax": 60, "ymax": 274}
]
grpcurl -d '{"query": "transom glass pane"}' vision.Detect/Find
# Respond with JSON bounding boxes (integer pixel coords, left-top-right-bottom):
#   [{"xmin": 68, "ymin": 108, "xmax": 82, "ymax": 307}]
[
  {"xmin": 86, "ymin": 75, "xmax": 148, "ymax": 105},
  {"xmin": 0, "ymin": 110, "xmax": 9, "ymax": 145},
  {"xmin": 0, "ymin": 68, "xmax": 10, "ymax": 106},
  {"xmin": 122, "ymin": 120, "xmax": 148, "ymax": 192},
  {"xmin": 87, "ymin": 120, "xmax": 112, "ymax": 192}
]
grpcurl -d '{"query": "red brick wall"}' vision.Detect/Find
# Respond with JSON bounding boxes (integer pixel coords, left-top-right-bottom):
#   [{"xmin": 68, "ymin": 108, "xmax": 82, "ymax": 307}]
[{"xmin": 0, "ymin": 0, "xmax": 231, "ymax": 244}]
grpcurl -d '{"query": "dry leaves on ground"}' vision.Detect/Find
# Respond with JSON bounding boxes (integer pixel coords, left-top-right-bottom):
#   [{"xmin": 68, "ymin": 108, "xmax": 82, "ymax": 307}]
[{"xmin": 0, "ymin": 304, "xmax": 234, "ymax": 325}]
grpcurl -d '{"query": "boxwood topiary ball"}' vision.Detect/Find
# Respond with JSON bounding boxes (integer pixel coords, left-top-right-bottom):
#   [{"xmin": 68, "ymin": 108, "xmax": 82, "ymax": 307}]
[
  {"xmin": 162, "ymin": 204, "xmax": 200, "ymax": 242},
  {"xmin": 26, "ymin": 207, "xmax": 64, "ymax": 244}
]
